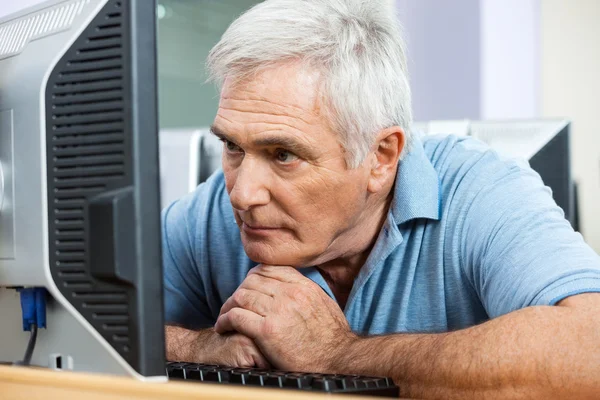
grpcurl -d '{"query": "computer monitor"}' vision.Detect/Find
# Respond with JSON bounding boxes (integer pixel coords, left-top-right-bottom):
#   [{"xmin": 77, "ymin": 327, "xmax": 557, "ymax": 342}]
[
  {"xmin": 413, "ymin": 119, "xmax": 575, "ymax": 226},
  {"xmin": 0, "ymin": 0, "xmax": 165, "ymax": 379},
  {"xmin": 159, "ymin": 128, "xmax": 203, "ymax": 208},
  {"xmin": 469, "ymin": 120, "xmax": 574, "ymax": 226}
]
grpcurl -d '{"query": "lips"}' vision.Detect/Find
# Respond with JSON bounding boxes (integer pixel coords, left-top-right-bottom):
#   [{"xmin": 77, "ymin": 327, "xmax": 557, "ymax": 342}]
[
  {"xmin": 237, "ymin": 214, "xmax": 279, "ymax": 230},
  {"xmin": 243, "ymin": 221, "xmax": 279, "ymax": 230}
]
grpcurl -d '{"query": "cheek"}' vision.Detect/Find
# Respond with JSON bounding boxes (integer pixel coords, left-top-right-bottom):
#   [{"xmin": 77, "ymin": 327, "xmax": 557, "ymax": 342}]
[
  {"xmin": 222, "ymin": 158, "xmax": 235, "ymax": 191},
  {"xmin": 223, "ymin": 168, "xmax": 234, "ymax": 194},
  {"xmin": 279, "ymin": 172, "xmax": 366, "ymax": 230}
]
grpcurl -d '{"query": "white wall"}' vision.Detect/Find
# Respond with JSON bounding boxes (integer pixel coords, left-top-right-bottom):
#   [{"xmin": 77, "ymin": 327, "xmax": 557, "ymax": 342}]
[
  {"xmin": 396, "ymin": 0, "xmax": 482, "ymax": 121},
  {"xmin": 541, "ymin": 0, "xmax": 600, "ymax": 251},
  {"xmin": 480, "ymin": 0, "xmax": 539, "ymax": 119},
  {"xmin": 396, "ymin": 0, "xmax": 539, "ymax": 121}
]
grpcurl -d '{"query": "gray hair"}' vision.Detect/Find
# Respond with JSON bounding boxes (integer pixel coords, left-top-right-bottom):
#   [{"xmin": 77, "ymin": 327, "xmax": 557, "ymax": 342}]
[{"xmin": 206, "ymin": 0, "xmax": 413, "ymax": 168}]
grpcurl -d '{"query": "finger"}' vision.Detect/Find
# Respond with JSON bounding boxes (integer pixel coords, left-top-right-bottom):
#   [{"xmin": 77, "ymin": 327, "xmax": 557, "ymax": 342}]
[
  {"xmin": 214, "ymin": 307, "xmax": 264, "ymax": 338},
  {"xmin": 249, "ymin": 264, "xmax": 309, "ymax": 285},
  {"xmin": 238, "ymin": 272, "xmax": 281, "ymax": 297},
  {"xmin": 251, "ymin": 352, "xmax": 272, "ymax": 369},
  {"xmin": 219, "ymin": 288, "xmax": 274, "ymax": 317}
]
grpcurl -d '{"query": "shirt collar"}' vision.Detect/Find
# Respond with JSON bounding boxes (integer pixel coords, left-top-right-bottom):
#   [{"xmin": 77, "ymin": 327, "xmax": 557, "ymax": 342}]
[{"xmin": 390, "ymin": 137, "xmax": 441, "ymax": 225}]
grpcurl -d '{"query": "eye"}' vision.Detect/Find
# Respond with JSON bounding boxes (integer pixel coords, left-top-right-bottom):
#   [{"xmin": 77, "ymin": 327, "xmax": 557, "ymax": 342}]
[
  {"xmin": 219, "ymin": 138, "xmax": 243, "ymax": 154},
  {"xmin": 275, "ymin": 149, "xmax": 299, "ymax": 164}
]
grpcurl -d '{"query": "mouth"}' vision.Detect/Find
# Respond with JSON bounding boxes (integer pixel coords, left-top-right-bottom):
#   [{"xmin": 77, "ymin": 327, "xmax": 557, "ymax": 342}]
[
  {"xmin": 241, "ymin": 221, "xmax": 281, "ymax": 235},
  {"xmin": 243, "ymin": 221, "xmax": 278, "ymax": 229}
]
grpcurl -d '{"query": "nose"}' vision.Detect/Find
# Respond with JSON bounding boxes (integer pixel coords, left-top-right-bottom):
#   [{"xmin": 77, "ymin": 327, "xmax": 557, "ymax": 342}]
[{"xmin": 228, "ymin": 157, "xmax": 270, "ymax": 211}]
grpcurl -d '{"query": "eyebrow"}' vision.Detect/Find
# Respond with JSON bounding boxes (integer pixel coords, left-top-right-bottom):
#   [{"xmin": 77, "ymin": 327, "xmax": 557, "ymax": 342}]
[{"xmin": 209, "ymin": 125, "xmax": 317, "ymax": 159}]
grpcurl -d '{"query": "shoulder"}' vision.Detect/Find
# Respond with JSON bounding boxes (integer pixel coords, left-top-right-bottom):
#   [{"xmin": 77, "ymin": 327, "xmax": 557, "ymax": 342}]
[
  {"xmin": 421, "ymin": 134, "xmax": 541, "ymax": 205},
  {"xmin": 162, "ymin": 169, "xmax": 237, "ymax": 247},
  {"xmin": 422, "ymin": 134, "xmax": 530, "ymax": 181}
]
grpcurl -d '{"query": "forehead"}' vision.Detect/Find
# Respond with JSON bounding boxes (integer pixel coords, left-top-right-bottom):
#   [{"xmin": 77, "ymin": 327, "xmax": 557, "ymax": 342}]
[
  {"xmin": 214, "ymin": 63, "xmax": 345, "ymax": 163},
  {"xmin": 219, "ymin": 63, "xmax": 322, "ymax": 120}
]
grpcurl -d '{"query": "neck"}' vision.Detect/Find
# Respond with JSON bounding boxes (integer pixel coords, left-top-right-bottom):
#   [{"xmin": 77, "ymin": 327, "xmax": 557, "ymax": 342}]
[{"xmin": 316, "ymin": 189, "xmax": 393, "ymax": 302}]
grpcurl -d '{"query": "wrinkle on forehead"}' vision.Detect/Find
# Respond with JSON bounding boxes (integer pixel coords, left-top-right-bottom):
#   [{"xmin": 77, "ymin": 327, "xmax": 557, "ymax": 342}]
[
  {"xmin": 215, "ymin": 62, "xmax": 346, "ymax": 167},
  {"xmin": 220, "ymin": 62, "xmax": 324, "ymax": 122}
]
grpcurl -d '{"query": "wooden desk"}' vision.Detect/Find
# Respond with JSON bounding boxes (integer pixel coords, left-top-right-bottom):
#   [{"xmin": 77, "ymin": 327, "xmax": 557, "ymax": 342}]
[{"xmin": 0, "ymin": 365, "xmax": 391, "ymax": 400}]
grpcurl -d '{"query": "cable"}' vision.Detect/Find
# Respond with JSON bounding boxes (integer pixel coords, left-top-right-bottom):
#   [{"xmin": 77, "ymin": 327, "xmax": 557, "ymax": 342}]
[
  {"xmin": 15, "ymin": 288, "xmax": 46, "ymax": 366},
  {"xmin": 21, "ymin": 324, "xmax": 38, "ymax": 366}
]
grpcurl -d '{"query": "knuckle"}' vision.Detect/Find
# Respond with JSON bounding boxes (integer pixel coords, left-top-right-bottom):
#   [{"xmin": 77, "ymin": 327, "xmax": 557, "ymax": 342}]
[
  {"xmin": 262, "ymin": 319, "xmax": 277, "ymax": 338},
  {"xmin": 229, "ymin": 307, "xmax": 246, "ymax": 325},
  {"xmin": 246, "ymin": 265, "xmax": 262, "ymax": 278},
  {"xmin": 232, "ymin": 289, "xmax": 247, "ymax": 306},
  {"xmin": 228, "ymin": 335, "xmax": 258, "ymax": 367},
  {"xmin": 231, "ymin": 333, "xmax": 250, "ymax": 347},
  {"xmin": 245, "ymin": 273, "xmax": 260, "ymax": 286},
  {"xmin": 240, "ymin": 336, "xmax": 254, "ymax": 347},
  {"xmin": 219, "ymin": 300, "xmax": 230, "ymax": 315},
  {"xmin": 289, "ymin": 286, "xmax": 310, "ymax": 304},
  {"xmin": 248, "ymin": 264, "xmax": 261, "ymax": 274}
]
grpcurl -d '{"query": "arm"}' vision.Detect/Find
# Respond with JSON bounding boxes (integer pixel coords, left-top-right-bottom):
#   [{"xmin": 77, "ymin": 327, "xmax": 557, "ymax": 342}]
[
  {"xmin": 216, "ymin": 266, "xmax": 600, "ymax": 399},
  {"xmin": 331, "ymin": 147, "xmax": 592, "ymax": 397},
  {"xmin": 161, "ymin": 187, "xmax": 270, "ymax": 368},
  {"xmin": 165, "ymin": 325, "xmax": 270, "ymax": 368},
  {"xmin": 335, "ymin": 293, "xmax": 600, "ymax": 399}
]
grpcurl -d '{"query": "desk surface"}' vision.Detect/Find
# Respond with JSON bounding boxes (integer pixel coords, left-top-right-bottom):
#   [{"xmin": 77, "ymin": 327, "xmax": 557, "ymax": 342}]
[{"xmin": 0, "ymin": 365, "xmax": 397, "ymax": 400}]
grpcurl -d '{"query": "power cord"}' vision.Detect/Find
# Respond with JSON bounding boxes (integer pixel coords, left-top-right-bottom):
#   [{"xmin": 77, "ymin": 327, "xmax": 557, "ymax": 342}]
[{"xmin": 21, "ymin": 324, "xmax": 38, "ymax": 365}]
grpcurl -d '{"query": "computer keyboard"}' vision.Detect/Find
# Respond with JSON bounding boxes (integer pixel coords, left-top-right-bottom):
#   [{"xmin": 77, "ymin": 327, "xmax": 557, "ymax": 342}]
[{"xmin": 166, "ymin": 361, "xmax": 399, "ymax": 397}]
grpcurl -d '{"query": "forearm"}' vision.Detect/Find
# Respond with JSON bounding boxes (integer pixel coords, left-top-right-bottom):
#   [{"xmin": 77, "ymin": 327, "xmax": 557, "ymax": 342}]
[
  {"xmin": 165, "ymin": 325, "xmax": 215, "ymax": 362},
  {"xmin": 165, "ymin": 324, "xmax": 271, "ymax": 368},
  {"xmin": 335, "ymin": 306, "xmax": 600, "ymax": 399}
]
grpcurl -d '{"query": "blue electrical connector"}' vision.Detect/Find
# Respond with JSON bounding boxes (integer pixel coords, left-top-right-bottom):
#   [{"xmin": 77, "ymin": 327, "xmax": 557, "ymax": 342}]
[
  {"xmin": 17, "ymin": 287, "xmax": 47, "ymax": 331},
  {"xmin": 14, "ymin": 287, "xmax": 47, "ymax": 365}
]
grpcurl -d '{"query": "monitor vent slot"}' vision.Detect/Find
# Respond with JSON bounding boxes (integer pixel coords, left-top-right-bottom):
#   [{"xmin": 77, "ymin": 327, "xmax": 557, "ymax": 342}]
[{"xmin": 46, "ymin": 0, "xmax": 132, "ymax": 360}]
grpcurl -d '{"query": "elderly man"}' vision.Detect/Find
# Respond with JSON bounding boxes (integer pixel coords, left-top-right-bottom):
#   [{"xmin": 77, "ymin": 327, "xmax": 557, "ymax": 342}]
[{"xmin": 163, "ymin": 0, "xmax": 600, "ymax": 398}]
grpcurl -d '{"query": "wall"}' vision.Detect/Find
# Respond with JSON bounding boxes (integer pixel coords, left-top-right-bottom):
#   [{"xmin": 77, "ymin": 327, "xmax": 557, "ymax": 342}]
[
  {"xmin": 480, "ymin": 0, "xmax": 539, "ymax": 119},
  {"xmin": 157, "ymin": 0, "xmax": 260, "ymax": 129},
  {"xmin": 395, "ymin": 0, "xmax": 540, "ymax": 121},
  {"xmin": 396, "ymin": 0, "xmax": 482, "ymax": 121},
  {"xmin": 541, "ymin": 0, "xmax": 600, "ymax": 251}
]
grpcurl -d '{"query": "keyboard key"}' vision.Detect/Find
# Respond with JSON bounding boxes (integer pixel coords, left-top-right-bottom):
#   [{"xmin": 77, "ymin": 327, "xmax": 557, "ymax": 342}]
[
  {"xmin": 183, "ymin": 366, "xmax": 202, "ymax": 380},
  {"xmin": 167, "ymin": 366, "xmax": 185, "ymax": 379},
  {"xmin": 363, "ymin": 379, "xmax": 380, "ymax": 388},
  {"xmin": 217, "ymin": 370, "xmax": 231, "ymax": 383},
  {"xmin": 245, "ymin": 373, "xmax": 264, "ymax": 386},
  {"xmin": 202, "ymin": 370, "xmax": 221, "ymax": 382},
  {"xmin": 312, "ymin": 378, "xmax": 339, "ymax": 391},
  {"xmin": 352, "ymin": 378, "xmax": 367, "ymax": 389},
  {"xmin": 165, "ymin": 362, "xmax": 399, "ymax": 396},
  {"xmin": 283, "ymin": 374, "xmax": 312, "ymax": 389},
  {"xmin": 230, "ymin": 371, "xmax": 249, "ymax": 384},
  {"xmin": 262, "ymin": 375, "xmax": 283, "ymax": 387}
]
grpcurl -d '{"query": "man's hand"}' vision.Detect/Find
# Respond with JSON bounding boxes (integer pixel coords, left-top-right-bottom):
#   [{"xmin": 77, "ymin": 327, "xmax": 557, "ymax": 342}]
[
  {"xmin": 214, "ymin": 265, "xmax": 356, "ymax": 372},
  {"xmin": 164, "ymin": 325, "xmax": 271, "ymax": 368}
]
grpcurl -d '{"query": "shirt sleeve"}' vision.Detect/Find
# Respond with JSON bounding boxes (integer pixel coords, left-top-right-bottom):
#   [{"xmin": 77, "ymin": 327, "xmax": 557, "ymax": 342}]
[
  {"xmin": 457, "ymin": 146, "xmax": 600, "ymax": 319},
  {"xmin": 162, "ymin": 194, "xmax": 214, "ymax": 329}
]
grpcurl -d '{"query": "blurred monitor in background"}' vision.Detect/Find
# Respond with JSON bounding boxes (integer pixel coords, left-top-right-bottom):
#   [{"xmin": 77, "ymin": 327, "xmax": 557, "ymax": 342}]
[
  {"xmin": 412, "ymin": 119, "xmax": 576, "ymax": 230},
  {"xmin": 159, "ymin": 128, "xmax": 222, "ymax": 208}
]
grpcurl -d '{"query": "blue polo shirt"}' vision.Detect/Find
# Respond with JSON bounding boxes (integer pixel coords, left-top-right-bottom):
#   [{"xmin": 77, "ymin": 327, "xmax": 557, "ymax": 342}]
[{"xmin": 162, "ymin": 134, "xmax": 600, "ymax": 334}]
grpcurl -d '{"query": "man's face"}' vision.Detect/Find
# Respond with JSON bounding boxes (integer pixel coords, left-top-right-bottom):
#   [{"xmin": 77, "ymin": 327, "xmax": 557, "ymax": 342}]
[{"xmin": 212, "ymin": 64, "xmax": 373, "ymax": 266}]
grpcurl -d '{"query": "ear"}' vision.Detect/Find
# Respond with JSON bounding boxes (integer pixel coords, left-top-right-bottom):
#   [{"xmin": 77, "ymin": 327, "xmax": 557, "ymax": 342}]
[{"xmin": 367, "ymin": 126, "xmax": 405, "ymax": 194}]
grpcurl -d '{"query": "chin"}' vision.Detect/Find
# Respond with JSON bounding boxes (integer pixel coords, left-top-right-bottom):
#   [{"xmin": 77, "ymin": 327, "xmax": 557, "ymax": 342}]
[{"xmin": 241, "ymin": 240, "xmax": 312, "ymax": 267}]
